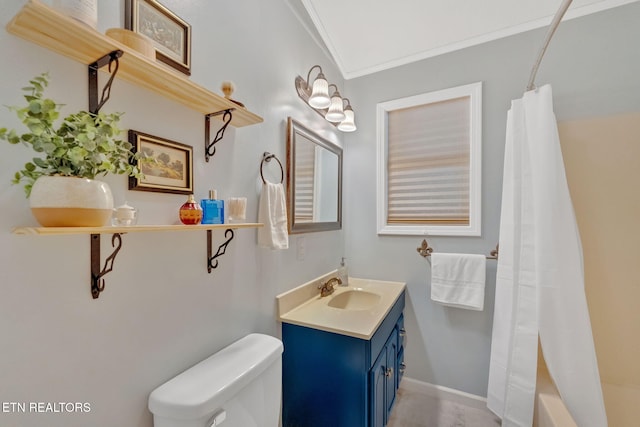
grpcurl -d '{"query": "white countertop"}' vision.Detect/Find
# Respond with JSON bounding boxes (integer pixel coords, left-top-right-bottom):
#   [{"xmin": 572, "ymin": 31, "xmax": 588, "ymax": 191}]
[{"xmin": 277, "ymin": 276, "xmax": 406, "ymax": 340}]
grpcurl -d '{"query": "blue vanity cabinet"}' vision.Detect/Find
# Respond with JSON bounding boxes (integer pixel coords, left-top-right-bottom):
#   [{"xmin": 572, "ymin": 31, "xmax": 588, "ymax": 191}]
[{"xmin": 282, "ymin": 291, "xmax": 405, "ymax": 427}]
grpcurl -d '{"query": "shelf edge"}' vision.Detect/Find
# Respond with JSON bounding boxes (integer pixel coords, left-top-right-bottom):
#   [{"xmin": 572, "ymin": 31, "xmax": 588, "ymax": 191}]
[{"xmin": 12, "ymin": 223, "xmax": 264, "ymax": 236}]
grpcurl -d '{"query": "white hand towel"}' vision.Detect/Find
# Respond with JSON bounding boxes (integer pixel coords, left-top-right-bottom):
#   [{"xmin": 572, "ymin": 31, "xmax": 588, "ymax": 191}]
[
  {"xmin": 430, "ymin": 253, "xmax": 486, "ymax": 310},
  {"xmin": 258, "ymin": 182, "xmax": 289, "ymax": 249}
]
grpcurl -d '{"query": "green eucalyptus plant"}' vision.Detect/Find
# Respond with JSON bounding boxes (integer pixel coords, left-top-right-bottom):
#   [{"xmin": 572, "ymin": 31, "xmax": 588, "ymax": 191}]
[{"xmin": 0, "ymin": 73, "xmax": 142, "ymax": 197}]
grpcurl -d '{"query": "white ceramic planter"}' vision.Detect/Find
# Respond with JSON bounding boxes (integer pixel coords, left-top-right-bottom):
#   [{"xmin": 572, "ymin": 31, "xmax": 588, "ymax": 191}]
[{"xmin": 29, "ymin": 176, "xmax": 114, "ymax": 227}]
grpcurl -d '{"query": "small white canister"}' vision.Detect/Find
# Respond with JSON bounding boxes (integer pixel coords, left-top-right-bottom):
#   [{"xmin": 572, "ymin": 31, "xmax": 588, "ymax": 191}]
[
  {"xmin": 53, "ymin": 0, "xmax": 98, "ymax": 30},
  {"xmin": 112, "ymin": 202, "xmax": 138, "ymax": 226}
]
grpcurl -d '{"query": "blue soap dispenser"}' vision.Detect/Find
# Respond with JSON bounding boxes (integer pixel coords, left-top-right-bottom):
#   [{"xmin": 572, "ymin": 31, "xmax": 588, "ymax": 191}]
[{"xmin": 201, "ymin": 190, "xmax": 224, "ymax": 224}]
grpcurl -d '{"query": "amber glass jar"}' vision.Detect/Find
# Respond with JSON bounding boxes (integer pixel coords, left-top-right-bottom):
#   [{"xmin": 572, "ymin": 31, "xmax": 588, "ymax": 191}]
[{"xmin": 179, "ymin": 194, "xmax": 203, "ymax": 225}]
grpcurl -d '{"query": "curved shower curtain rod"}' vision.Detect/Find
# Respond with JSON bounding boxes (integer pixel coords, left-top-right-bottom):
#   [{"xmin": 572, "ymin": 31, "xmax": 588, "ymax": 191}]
[{"xmin": 526, "ymin": 0, "xmax": 574, "ymax": 91}]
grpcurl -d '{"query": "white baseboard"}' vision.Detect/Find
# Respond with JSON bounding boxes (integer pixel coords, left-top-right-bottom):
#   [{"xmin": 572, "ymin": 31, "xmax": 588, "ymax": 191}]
[{"xmin": 399, "ymin": 377, "xmax": 489, "ymax": 411}]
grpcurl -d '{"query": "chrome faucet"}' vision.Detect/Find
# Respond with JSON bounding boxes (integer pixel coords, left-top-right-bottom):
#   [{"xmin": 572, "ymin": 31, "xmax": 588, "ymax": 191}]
[{"xmin": 318, "ymin": 277, "xmax": 342, "ymax": 297}]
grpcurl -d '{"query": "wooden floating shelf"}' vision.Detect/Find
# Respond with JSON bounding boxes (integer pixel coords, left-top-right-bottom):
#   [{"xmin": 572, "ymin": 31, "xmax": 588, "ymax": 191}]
[
  {"xmin": 6, "ymin": 0, "xmax": 263, "ymax": 128},
  {"xmin": 12, "ymin": 223, "xmax": 263, "ymax": 299},
  {"xmin": 12, "ymin": 223, "xmax": 263, "ymax": 236}
]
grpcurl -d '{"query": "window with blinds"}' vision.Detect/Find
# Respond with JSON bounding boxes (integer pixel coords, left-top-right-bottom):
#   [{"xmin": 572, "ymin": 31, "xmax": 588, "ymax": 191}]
[{"xmin": 376, "ymin": 82, "xmax": 482, "ymax": 236}]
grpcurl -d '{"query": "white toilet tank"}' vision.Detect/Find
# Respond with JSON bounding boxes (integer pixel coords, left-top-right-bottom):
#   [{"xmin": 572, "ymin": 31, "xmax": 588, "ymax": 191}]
[{"xmin": 148, "ymin": 333, "xmax": 283, "ymax": 427}]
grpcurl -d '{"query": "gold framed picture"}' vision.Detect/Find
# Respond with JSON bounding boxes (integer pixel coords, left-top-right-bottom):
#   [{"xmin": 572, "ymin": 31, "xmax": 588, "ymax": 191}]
[
  {"xmin": 128, "ymin": 130, "xmax": 193, "ymax": 195},
  {"xmin": 125, "ymin": 0, "xmax": 192, "ymax": 75}
]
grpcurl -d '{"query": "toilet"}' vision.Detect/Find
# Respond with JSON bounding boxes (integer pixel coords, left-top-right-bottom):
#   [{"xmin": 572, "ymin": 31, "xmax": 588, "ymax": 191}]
[{"xmin": 148, "ymin": 333, "xmax": 283, "ymax": 427}]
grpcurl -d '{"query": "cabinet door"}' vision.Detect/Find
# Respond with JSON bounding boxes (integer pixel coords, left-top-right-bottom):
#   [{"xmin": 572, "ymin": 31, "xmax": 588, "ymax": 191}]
[
  {"xmin": 385, "ymin": 328, "xmax": 398, "ymax": 419},
  {"xmin": 370, "ymin": 346, "xmax": 387, "ymax": 427}
]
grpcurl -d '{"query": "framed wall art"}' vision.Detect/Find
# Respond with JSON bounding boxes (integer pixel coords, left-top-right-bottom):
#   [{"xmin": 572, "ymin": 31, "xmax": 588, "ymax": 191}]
[
  {"xmin": 125, "ymin": 0, "xmax": 192, "ymax": 75},
  {"xmin": 128, "ymin": 130, "xmax": 193, "ymax": 195}
]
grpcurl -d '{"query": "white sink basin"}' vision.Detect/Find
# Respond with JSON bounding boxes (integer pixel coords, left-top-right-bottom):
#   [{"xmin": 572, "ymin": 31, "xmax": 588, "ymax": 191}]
[
  {"xmin": 277, "ymin": 277, "xmax": 406, "ymax": 339},
  {"xmin": 328, "ymin": 289, "xmax": 382, "ymax": 310}
]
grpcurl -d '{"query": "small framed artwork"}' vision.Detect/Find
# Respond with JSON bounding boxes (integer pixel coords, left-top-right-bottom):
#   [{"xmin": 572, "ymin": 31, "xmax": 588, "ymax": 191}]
[
  {"xmin": 129, "ymin": 130, "xmax": 194, "ymax": 195},
  {"xmin": 125, "ymin": 0, "xmax": 192, "ymax": 75}
]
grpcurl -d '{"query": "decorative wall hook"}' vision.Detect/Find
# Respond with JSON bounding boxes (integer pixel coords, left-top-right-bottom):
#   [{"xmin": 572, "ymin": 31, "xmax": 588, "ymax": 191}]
[
  {"xmin": 490, "ymin": 244, "xmax": 499, "ymax": 260},
  {"xmin": 204, "ymin": 109, "xmax": 234, "ymax": 162},
  {"xmin": 416, "ymin": 239, "xmax": 434, "ymax": 257}
]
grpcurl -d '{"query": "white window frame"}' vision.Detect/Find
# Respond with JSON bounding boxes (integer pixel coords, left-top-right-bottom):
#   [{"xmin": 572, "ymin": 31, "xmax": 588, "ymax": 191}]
[{"xmin": 376, "ymin": 82, "xmax": 482, "ymax": 236}]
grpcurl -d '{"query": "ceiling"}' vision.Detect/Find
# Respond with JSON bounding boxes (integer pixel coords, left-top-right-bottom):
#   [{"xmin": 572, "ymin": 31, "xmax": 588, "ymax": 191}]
[{"xmin": 290, "ymin": 0, "xmax": 638, "ymax": 79}]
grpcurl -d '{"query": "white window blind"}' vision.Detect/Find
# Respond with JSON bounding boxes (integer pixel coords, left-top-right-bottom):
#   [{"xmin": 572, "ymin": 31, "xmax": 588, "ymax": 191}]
[
  {"xmin": 387, "ymin": 97, "xmax": 470, "ymax": 225},
  {"xmin": 377, "ymin": 82, "xmax": 482, "ymax": 236},
  {"xmin": 294, "ymin": 140, "xmax": 315, "ymax": 223}
]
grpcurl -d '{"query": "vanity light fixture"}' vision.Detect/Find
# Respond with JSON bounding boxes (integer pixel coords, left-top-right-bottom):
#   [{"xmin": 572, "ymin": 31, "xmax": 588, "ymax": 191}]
[{"xmin": 295, "ymin": 65, "xmax": 357, "ymax": 132}]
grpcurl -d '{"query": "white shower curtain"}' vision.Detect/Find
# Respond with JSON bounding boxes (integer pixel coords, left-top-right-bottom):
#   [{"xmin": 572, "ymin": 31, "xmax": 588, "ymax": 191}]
[{"xmin": 487, "ymin": 85, "xmax": 607, "ymax": 427}]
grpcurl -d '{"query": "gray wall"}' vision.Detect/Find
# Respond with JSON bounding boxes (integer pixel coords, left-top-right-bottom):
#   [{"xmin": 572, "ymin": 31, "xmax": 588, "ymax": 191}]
[
  {"xmin": 0, "ymin": 1, "xmax": 344, "ymax": 426},
  {"xmin": 1, "ymin": 1, "xmax": 639, "ymax": 425},
  {"xmin": 343, "ymin": 2, "xmax": 640, "ymax": 396}
]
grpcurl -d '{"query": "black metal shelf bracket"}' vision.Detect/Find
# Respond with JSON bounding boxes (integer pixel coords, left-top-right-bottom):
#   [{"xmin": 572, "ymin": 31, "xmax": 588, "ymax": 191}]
[
  {"xmin": 91, "ymin": 233, "xmax": 124, "ymax": 299},
  {"xmin": 207, "ymin": 229, "xmax": 235, "ymax": 273},
  {"xmin": 88, "ymin": 49, "xmax": 123, "ymax": 114},
  {"xmin": 204, "ymin": 108, "xmax": 234, "ymax": 162}
]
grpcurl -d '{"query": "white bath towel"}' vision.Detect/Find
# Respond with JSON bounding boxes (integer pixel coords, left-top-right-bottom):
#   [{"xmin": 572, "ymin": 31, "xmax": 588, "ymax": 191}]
[
  {"xmin": 258, "ymin": 182, "xmax": 288, "ymax": 249},
  {"xmin": 430, "ymin": 253, "xmax": 486, "ymax": 310}
]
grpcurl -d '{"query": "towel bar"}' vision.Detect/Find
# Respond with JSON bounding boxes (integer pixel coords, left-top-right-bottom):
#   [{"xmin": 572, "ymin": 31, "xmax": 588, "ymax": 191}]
[{"xmin": 417, "ymin": 239, "xmax": 498, "ymax": 260}]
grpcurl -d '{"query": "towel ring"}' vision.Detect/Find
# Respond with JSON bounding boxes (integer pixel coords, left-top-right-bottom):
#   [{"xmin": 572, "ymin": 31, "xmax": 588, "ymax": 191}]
[{"xmin": 260, "ymin": 152, "xmax": 284, "ymax": 184}]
